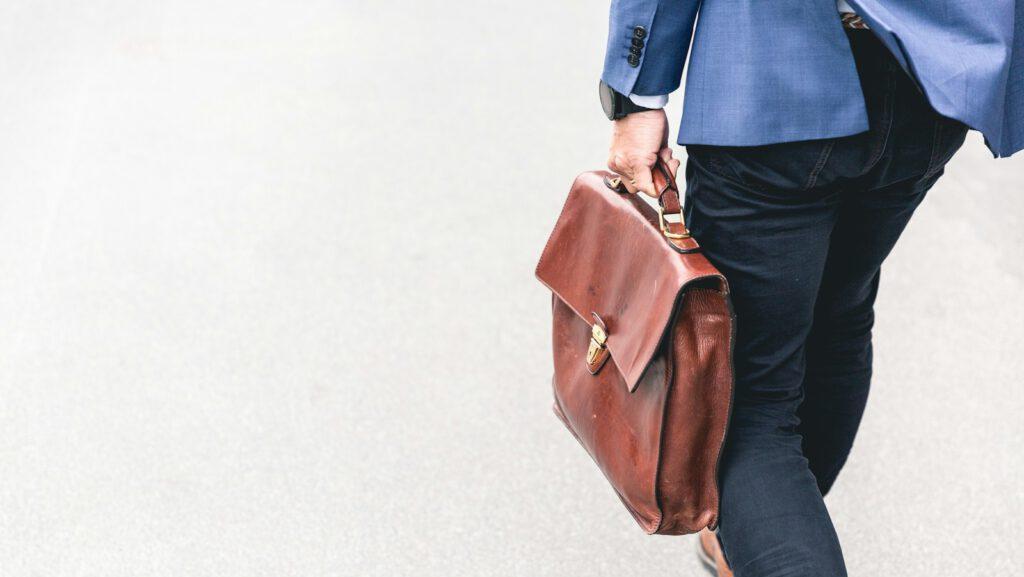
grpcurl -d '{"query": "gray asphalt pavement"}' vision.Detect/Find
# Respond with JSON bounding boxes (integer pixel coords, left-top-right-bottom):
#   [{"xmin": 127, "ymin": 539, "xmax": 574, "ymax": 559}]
[{"xmin": 0, "ymin": 2, "xmax": 1021, "ymax": 576}]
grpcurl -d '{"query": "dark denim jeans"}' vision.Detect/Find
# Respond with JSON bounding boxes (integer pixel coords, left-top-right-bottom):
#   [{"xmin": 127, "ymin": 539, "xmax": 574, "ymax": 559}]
[{"xmin": 683, "ymin": 30, "xmax": 967, "ymax": 577}]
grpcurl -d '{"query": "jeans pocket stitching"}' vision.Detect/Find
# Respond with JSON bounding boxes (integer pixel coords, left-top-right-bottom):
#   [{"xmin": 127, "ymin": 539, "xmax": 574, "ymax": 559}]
[
  {"xmin": 687, "ymin": 146, "xmax": 745, "ymax": 185},
  {"xmin": 803, "ymin": 140, "xmax": 836, "ymax": 190}
]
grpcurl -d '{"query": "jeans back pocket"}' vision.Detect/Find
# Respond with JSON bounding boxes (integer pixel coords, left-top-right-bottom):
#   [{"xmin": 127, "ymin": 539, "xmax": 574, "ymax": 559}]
[{"xmin": 687, "ymin": 138, "xmax": 837, "ymax": 193}]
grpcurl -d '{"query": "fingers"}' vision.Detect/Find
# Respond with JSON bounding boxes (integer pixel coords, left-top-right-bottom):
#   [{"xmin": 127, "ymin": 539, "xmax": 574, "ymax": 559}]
[
  {"xmin": 658, "ymin": 147, "xmax": 682, "ymax": 179},
  {"xmin": 602, "ymin": 154, "xmax": 626, "ymax": 192},
  {"xmin": 607, "ymin": 152, "xmax": 660, "ymax": 197},
  {"xmin": 631, "ymin": 163, "xmax": 656, "ymax": 198},
  {"xmin": 607, "ymin": 110, "xmax": 674, "ymax": 196},
  {"xmin": 607, "ymin": 153, "xmax": 637, "ymax": 193}
]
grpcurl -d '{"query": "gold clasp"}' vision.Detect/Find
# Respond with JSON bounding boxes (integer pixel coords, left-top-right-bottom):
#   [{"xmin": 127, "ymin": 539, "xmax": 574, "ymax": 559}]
[
  {"xmin": 586, "ymin": 323, "xmax": 608, "ymax": 366},
  {"xmin": 586, "ymin": 313, "xmax": 611, "ymax": 375},
  {"xmin": 658, "ymin": 206, "xmax": 691, "ymax": 240}
]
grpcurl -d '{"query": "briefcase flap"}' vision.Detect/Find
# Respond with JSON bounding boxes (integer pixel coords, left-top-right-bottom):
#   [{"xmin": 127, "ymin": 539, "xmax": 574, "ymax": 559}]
[{"xmin": 535, "ymin": 171, "xmax": 727, "ymax": 392}]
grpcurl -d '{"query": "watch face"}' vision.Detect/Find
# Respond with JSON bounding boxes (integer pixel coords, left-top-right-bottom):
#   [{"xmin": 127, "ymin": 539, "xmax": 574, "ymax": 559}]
[{"xmin": 599, "ymin": 80, "xmax": 617, "ymax": 120}]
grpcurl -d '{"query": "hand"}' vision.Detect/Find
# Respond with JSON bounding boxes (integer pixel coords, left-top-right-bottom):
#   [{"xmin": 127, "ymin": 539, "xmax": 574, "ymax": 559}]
[{"xmin": 607, "ymin": 109, "xmax": 681, "ymax": 197}]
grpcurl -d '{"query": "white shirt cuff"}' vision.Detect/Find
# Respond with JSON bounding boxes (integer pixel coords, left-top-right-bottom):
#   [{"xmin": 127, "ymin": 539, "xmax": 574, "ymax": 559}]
[{"xmin": 628, "ymin": 93, "xmax": 669, "ymax": 109}]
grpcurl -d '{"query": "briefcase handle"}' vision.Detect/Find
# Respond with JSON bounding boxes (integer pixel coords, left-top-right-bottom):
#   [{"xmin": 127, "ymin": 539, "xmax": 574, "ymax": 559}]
[
  {"xmin": 605, "ymin": 159, "xmax": 695, "ymax": 249},
  {"xmin": 650, "ymin": 159, "xmax": 690, "ymax": 240}
]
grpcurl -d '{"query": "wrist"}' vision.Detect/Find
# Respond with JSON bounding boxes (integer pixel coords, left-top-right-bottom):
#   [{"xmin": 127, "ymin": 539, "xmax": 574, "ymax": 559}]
[{"xmin": 612, "ymin": 108, "xmax": 668, "ymax": 130}]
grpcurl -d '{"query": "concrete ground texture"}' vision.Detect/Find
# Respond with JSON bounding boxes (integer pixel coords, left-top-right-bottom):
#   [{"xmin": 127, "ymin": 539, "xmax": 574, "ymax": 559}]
[{"xmin": 0, "ymin": 1, "xmax": 1021, "ymax": 576}]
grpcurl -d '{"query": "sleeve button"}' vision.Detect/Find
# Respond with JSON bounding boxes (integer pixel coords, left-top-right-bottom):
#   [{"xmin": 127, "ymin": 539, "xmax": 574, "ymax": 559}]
[
  {"xmin": 633, "ymin": 26, "xmax": 647, "ymax": 39},
  {"xmin": 628, "ymin": 55, "xmax": 641, "ymax": 67}
]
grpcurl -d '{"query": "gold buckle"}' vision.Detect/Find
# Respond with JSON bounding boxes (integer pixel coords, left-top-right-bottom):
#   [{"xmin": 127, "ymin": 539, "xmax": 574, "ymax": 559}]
[
  {"xmin": 658, "ymin": 206, "xmax": 691, "ymax": 240},
  {"xmin": 586, "ymin": 323, "xmax": 608, "ymax": 366}
]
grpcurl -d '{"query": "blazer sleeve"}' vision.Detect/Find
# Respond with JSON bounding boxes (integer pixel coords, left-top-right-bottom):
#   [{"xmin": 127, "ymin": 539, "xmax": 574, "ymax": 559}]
[{"xmin": 600, "ymin": 0, "xmax": 701, "ymax": 97}]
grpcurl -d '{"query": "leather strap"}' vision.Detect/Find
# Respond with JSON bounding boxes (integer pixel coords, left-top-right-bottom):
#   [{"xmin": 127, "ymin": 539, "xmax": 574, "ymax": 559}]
[
  {"xmin": 651, "ymin": 158, "xmax": 682, "ymax": 215},
  {"xmin": 604, "ymin": 159, "xmax": 701, "ymax": 253}
]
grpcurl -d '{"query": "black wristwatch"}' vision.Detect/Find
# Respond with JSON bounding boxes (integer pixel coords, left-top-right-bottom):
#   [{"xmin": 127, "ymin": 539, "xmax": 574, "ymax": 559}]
[{"xmin": 599, "ymin": 80, "xmax": 655, "ymax": 120}]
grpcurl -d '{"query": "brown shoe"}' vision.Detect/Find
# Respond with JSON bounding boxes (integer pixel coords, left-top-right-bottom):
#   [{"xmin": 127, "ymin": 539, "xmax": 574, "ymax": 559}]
[{"xmin": 697, "ymin": 528, "xmax": 734, "ymax": 577}]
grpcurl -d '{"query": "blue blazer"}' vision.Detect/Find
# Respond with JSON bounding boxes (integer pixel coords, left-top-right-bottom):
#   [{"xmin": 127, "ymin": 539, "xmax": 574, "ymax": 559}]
[{"xmin": 602, "ymin": 0, "xmax": 1023, "ymax": 157}]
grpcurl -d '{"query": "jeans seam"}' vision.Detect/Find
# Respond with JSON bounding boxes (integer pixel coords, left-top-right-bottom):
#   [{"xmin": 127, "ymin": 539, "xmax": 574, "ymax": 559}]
[
  {"xmin": 862, "ymin": 73, "xmax": 896, "ymax": 174},
  {"xmin": 803, "ymin": 140, "xmax": 836, "ymax": 190},
  {"xmin": 923, "ymin": 119, "xmax": 947, "ymax": 178}
]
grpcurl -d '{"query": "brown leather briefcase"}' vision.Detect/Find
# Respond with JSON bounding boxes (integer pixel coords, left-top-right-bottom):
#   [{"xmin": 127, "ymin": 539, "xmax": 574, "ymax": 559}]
[{"xmin": 535, "ymin": 161, "xmax": 735, "ymax": 535}]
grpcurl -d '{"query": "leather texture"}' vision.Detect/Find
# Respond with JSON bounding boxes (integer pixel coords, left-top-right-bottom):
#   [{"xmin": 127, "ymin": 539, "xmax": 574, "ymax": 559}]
[{"xmin": 536, "ymin": 166, "xmax": 736, "ymax": 535}]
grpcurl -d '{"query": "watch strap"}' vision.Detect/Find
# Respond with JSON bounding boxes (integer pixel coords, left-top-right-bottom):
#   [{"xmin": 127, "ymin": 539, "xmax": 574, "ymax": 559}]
[{"xmin": 618, "ymin": 96, "xmax": 654, "ymax": 118}]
